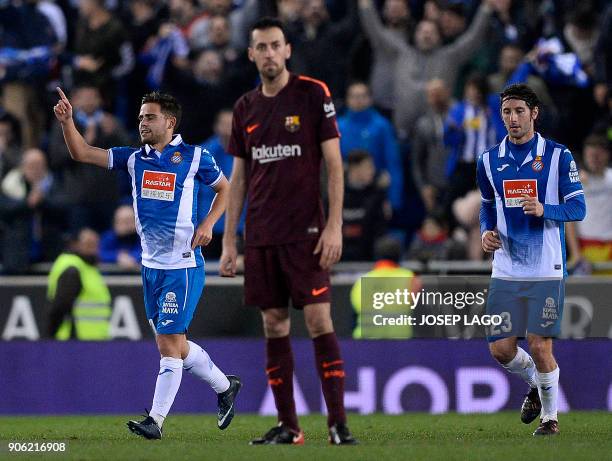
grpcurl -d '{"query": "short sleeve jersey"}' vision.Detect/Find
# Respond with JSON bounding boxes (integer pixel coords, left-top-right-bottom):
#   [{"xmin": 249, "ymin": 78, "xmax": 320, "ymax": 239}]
[
  {"xmin": 228, "ymin": 73, "xmax": 340, "ymax": 247},
  {"xmin": 477, "ymin": 133, "xmax": 584, "ymax": 278},
  {"xmin": 108, "ymin": 134, "xmax": 223, "ymax": 269}
]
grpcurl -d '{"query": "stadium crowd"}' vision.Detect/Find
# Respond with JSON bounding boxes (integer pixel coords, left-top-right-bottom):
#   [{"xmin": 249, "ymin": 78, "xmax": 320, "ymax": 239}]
[{"xmin": 0, "ymin": 0, "xmax": 610, "ymax": 274}]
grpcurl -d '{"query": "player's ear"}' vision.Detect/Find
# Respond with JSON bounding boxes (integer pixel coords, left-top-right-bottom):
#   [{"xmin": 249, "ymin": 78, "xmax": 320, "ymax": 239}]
[
  {"xmin": 531, "ymin": 106, "xmax": 539, "ymax": 122},
  {"xmin": 285, "ymin": 42, "xmax": 292, "ymax": 60},
  {"xmin": 247, "ymin": 46, "xmax": 255, "ymax": 62},
  {"xmin": 167, "ymin": 116, "xmax": 176, "ymax": 130}
]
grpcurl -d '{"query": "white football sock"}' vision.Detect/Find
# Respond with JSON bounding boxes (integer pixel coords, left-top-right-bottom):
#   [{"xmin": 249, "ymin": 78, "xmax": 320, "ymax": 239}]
[
  {"xmin": 536, "ymin": 367, "xmax": 560, "ymax": 423},
  {"xmin": 183, "ymin": 340, "xmax": 230, "ymax": 394},
  {"xmin": 502, "ymin": 347, "xmax": 538, "ymax": 388},
  {"xmin": 150, "ymin": 356, "xmax": 183, "ymax": 427}
]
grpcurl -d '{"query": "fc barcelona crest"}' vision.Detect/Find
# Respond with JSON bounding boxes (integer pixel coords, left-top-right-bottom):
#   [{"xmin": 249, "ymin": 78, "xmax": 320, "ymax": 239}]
[
  {"xmin": 285, "ymin": 115, "xmax": 300, "ymax": 133},
  {"xmin": 531, "ymin": 156, "xmax": 543, "ymax": 172}
]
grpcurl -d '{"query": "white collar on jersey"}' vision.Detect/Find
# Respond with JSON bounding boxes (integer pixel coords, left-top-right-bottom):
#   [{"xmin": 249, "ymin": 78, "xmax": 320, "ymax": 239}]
[
  {"xmin": 498, "ymin": 132, "xmax": 545, "ymax": 167},
  {"xmin": 144, "ymin": 134, "xmax": 183, "ymax": 156}
]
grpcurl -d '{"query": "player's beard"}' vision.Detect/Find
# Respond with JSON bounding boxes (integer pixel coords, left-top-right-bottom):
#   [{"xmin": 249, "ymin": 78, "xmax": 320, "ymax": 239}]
[
  {"xmin": 260, "ymin": 61, "xmax": 284, "ymax": 82},
  {"xmin": 140, "ymin": 130, "xmax": 161, "ymax": 146}
]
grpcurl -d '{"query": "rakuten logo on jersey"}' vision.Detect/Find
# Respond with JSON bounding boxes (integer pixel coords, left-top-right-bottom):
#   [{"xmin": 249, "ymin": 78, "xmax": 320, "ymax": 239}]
[{"xmin": 252, "ymin": 144, "xmax": 302, "ymax": 164}]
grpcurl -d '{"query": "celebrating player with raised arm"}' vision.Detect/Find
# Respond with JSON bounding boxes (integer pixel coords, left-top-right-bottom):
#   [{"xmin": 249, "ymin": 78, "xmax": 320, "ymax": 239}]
[
  {"xmin": 220, "ymin": 17, "xmax": 356, "ymax": 445},
  {"xmin": 53, "ymin": 88, "xmax": 241, "ymax": 440},
  {"xmin": 477, "ymin": 84, "xmax": 586, "ymax": 436}
]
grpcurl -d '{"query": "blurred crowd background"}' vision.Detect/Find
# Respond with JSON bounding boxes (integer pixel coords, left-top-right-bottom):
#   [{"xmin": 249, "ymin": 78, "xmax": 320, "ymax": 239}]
[{"xmin": 0, "ymin": 0, "xmax": 611, "ymax": 274}]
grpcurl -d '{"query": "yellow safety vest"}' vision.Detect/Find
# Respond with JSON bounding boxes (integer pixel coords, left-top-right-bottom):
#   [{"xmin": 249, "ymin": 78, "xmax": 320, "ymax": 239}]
[
  {"xmin": 47, "ymin": 254, "xmax": 112, "ymax": 340},
  {"xmin": 351, "ymin": 261, "xmax": 416, "ymax": 339}
]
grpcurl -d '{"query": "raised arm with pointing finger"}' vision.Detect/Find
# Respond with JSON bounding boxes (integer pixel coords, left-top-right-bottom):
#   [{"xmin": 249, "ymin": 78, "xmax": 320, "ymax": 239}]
[{"xmin": 53, "ymin": 87, "xmax": 111, "ymax": 168}]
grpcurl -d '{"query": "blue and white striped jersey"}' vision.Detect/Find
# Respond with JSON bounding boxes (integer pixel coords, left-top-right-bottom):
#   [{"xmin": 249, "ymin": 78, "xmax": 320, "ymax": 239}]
[
  {"xmin": 108, "ymin": 135, "xmax": 223, "ymax": 269},
  {"xmin": 477, "ymin": 133, "xmax": 585, "ymax": 279}
]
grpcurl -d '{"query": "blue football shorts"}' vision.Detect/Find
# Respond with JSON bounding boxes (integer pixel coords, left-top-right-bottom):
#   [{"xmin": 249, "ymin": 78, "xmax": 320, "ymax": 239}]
[
  {"xmin": 142, "ymin": 265, "xmax": 205, "ymax": 335},
  {"xmin": 485, "ymin": 278, "xmax": 565, "ymax": 342}
]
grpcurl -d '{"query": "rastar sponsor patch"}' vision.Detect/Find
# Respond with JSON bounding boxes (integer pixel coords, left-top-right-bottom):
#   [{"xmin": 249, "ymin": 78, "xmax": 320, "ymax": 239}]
[
  {"xmin": 503, "ymin": 179, "xmax": 537, "ymax": 208},
  {"xmin": 142, "ymin": 170, "xmax": 176, "ymax": 201}
]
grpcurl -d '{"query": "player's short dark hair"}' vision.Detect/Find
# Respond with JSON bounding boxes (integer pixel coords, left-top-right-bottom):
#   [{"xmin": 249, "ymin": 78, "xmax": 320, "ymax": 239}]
[
  {"xmin": 347, "ymin": 149, "xmax": 372, "ymax": 166},
  {"xmin": 500, "ymin": 84, "xmax": 540, "ymax": 111},
  {"xmin": 141, "ymin": 92, "xmax": 182, "ymax": 129},
  {"xmin": 250, "ymin": 17, "xmax": 289, "ymax": 44}
]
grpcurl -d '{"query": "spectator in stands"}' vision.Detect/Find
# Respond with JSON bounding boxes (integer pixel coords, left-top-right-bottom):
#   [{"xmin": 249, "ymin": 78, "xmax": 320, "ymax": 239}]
[
  {"xmin": 566, "ymin": 135, "xmax": 612, "ymax": 269},
  {"xmin": 72, "ymin": 0, "xmax": 129, "ymax": 104},
  {"xmin": 338, "ymin": 81, "xmax": 403, "ymax": 212},
  {"xmin": 202, "ymin": 15, "xmax": 253, "ymax": 88},
  {"xmin": 342, "ymin": 150, "xmax": 390, "ymax": 261},
  {"xmin": 439, "ymin": 3, "xmax": 466, "ymax": 45},
  {"xmin": 164, "ymin": 48, "xmax": 242, "ymax": 143},
  {"xmin": 99, "ymin": 204, "xmax": 141, "ymax": 269},
  {"xmin": 125, "ymin": 0, "xmax": 166, "ymax": 126},
  {"xmin": 423, "ymin": 0, "xmax": 441, "ymax": 23},
  {"xmin": 358, "ymin": 0, "xmax": 495, "ymax": 139},
  {"xmin": 48, "ymin": 85, "xmax": 130, "ymax": 231},
  {"xmin": 0, "ymin": 148, "xmax": 67, "ymax": 273},
  {"xmin": 37, "ymin": 0, "xmax": 67, "ymax": 52},
  {"xmin": 286, "ymin": 0, "xmax": 359, "ymax": 99},
  {"xmin": 452, "ymin": 189, "xmax": 484, "ymax": 261},
  {"xmin": 487, "ymin": 43, "xmax": 556, "ymax": 136},
  {"xmin": 443, "ymin": 73, "xmax": 497, "ymax": 226},
  {"xmin": 200, "ymin": 108, "xmax": 244, "ymax": 258},
  {"xmin": 412, "ymin": 79, "xmax": 453, "ymax": 215},
  {"xmin": 563, "ymin": 5, "xmax": 600, "ymax": 76},
  {"xmin": 488, "ymin": 44, "xmax": 554, "ymax": 111},
  {"xmin": 190, "ymin": 0, "xmax": 258, "ymax": 50},
  {"xmin": 593, "ymin": 4, "xmax": 611, "ymax": 108},
  {"xmin": 47, "ymin": 228, "xmax": 112, "ymax": 340},
  {"xmin": 0, "ymin": 111, "xmax": 22, "ymax": 179},
  {"xmin": 351, "ymin": 0, "xmax": 414, "ymax": 118},
  {"xmin": 0, "ymin": 0, "xmax": 58, "ymax": 148},
  {"xmin": 407, "ymin": 213, "xmax": 463, "ymax": 261}
]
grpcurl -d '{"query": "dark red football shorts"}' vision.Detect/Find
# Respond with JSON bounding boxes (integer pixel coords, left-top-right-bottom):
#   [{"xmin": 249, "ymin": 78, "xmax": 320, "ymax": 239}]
[{"xmin": 244, "ymin": 239, "xmax": 331, "ymax": 309}]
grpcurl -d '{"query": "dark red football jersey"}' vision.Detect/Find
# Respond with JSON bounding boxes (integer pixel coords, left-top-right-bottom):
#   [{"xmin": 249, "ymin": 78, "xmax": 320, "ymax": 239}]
[{"xmin": 228, "ymin": 73, "xmax": 340, "ymax": 247}]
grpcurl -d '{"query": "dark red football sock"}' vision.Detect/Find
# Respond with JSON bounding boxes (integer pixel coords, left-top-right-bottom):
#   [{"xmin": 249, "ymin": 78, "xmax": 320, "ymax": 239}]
[
  {"xmin": 313, "ymin": 332, "xmax": 347, "ymax": 427},
  {"xmin": 266, "ymin": 336, "xmax": 299, "ymax": 432}
]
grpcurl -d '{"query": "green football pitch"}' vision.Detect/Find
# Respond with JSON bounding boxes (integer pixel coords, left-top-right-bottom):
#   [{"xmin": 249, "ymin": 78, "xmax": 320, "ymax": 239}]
[{"xmin": 0, "ymin": 412, "xmax": 610, "ymax": 461}]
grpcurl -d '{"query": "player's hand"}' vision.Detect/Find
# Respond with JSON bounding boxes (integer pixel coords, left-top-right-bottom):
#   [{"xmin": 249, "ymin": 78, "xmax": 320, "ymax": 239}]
[
  {"xmin": 53, "ymin": 87, "xmax": 73, "ymax": 124},
  {"xmin": 219, "ymin": 244, "xmax": 238, "ymax": 277},
  {"xmin": 482, "ymin": 230, "xmax": 502, "ymax": 253},
  {"xmin": 520, "ymin": 194, "xmax": 544, "ymax": 217},
  {"xmin": 191, "ymin": 222, "xmax": 213, "ymax": 249},
  {"xmin": 314, "ymin": 223, "xmax": 342, "ymax": 270}
]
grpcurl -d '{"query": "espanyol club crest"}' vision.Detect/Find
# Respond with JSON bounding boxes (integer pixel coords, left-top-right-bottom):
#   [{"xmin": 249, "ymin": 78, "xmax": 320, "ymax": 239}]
[
  {"xmin": 285, "ymin": 115, "xmax": 300, "ymax": 133},
  {"xmin": 531, "ymin": 156, "xmax": 543, "ymax": 172},
  {"xmin": 170, "ymin": 151, "xmax": 182, "ymax": 164}
]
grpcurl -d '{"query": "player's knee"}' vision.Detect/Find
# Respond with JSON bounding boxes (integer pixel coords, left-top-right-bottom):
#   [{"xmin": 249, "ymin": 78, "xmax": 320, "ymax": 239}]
[
  {"xmin": 304, "ymin": 313, "xmax": 333, "ymax": 338},
  {"xmin": 262, "ymin": 311, "xmax": 290, "ymax": 337},
  {"xmin": 528, "ymin": 338, "xmax": 552, "ymax": 363},
  {"xmin": 489, "ymin": 342, "xmax": 516, "ymax": 364},
  {"xmin": 156, "ymin": 334, "xmax": 184, "ymax": 358}
]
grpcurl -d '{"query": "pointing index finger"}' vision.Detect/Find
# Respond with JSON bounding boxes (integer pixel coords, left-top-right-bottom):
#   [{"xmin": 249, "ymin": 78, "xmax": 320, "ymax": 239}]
[{"xmin": 56, "ymin": 87, "xmax": 68, "ymax": 101}]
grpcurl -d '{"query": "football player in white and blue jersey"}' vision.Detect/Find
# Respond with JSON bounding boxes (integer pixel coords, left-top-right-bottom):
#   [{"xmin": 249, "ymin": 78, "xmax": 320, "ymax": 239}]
[
  {"xmin": 53, "ymin": 89, "xmax": 242, "ymax": 440},
  {"xmin": 477, "ymin": 84, "xmax": 585, "ymax": 436}
]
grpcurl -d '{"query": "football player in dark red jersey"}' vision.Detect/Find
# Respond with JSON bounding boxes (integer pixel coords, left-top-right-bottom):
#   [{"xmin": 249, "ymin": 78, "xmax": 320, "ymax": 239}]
[{"xmin": 220, "ymin": 17, "xmax": 356, "ymax": 445}]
